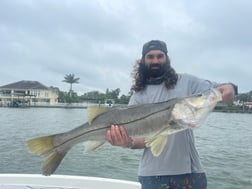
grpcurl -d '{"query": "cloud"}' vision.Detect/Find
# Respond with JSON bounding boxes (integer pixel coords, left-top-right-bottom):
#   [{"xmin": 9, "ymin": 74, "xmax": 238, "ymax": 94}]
[{"xmin": 0, "ymin": 0, "xmax": 251, "ymax": 95}]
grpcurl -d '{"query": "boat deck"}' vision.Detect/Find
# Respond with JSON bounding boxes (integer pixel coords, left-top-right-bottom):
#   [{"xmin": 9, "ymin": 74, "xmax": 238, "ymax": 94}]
[
  {"xmin": 0, "ymin": 174, "xmax": 140, "ymax": 189},
  {"xmin": 1, "ymin": 186, "xmax": 78, "ymax": 189}
]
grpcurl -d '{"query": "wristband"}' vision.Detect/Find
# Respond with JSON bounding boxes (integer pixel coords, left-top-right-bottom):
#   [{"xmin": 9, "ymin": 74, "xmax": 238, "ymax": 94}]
[
  {"xmin": 127, "ymin": 138, "xmax": 135, "ymax": 149},
  {"xmin": 230, "ymin": 83, "xmax": 238, "ymax": 95}
]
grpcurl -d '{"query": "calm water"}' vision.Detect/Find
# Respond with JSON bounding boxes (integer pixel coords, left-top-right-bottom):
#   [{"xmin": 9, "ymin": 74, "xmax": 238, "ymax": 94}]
[{"xmin": 0, "ymin": 108, "xmax": 251, "ymax": 189}]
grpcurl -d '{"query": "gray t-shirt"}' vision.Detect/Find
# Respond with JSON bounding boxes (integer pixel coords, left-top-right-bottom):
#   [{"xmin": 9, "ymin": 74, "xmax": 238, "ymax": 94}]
[{"xmin": 129, "ymin": 73, "xmax": 218, "ymax": 176}]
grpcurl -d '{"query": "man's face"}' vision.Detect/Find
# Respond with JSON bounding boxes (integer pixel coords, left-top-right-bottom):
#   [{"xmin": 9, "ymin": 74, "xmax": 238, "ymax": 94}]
[{"xmin": 143, "ymin": 50, "xmax": 167, "ymax": 78}]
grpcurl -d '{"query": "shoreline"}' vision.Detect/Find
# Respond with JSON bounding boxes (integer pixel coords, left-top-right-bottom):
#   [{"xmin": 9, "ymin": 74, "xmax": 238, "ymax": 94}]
[{"xmin": 1, "ymin": 104, "xmax": 251, "ymax": 113}]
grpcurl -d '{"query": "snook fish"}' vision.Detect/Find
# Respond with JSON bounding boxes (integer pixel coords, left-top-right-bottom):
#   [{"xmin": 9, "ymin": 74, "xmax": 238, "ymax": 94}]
[{"xmin": 27, "ymin": 88, "xmax": 222, "ymax": 175}]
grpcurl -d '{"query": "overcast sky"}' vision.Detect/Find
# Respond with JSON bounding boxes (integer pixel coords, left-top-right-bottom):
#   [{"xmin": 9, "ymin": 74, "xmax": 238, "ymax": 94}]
[{"xmin": 0, "ymin": 0, "xmax": 251, "ymax": 95}]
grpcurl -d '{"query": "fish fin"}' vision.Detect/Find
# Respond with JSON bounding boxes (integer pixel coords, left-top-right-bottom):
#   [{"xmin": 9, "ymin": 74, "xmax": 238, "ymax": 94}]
[
  {"xmin": 87, "ymin": 106, "xmax": 111, "ymax": 124},
  {"xmin": 42, "ymin": 150, "xmax": 67, "ymax": 176},
  {"xmin": 84, "ymin": 141, "xmax": 105, "ymax": 153},
  {"xmin": 27, "ymin": 135, "xmax": 55, "ymax": 155},
  {"xmin": 145, "ymin": 135, "xmax": 168, "ymax": 156},
  {"xmin": 27, "ymin": 135, "xmax": 68, "ymax": 176}
]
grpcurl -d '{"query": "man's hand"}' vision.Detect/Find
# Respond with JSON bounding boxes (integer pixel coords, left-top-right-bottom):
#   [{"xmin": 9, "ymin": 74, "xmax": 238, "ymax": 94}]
[
  {"xmin": 106, "ymin": 125, "xmax": 133, "ymax": 148},
  {"xmin": 217, "ymin": 84, "xmax": 236, "ymax": 103}
]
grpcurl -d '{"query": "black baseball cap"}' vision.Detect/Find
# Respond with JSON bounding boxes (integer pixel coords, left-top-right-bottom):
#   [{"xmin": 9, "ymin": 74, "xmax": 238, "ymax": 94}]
[{"xmin": 142, "ymin": 40, "xmax": 168, "ymax": 56}]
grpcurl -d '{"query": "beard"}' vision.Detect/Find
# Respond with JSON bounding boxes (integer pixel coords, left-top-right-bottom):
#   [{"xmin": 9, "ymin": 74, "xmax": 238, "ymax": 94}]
[{"xmin": 143, "ymin": 62, "xmax": 166, "ymax": 78}]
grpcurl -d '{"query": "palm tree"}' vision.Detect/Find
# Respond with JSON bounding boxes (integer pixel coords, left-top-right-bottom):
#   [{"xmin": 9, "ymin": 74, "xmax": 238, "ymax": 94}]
[{"xmin": 62, "ymin": 74, "xmax": 80, "ymax": 97}]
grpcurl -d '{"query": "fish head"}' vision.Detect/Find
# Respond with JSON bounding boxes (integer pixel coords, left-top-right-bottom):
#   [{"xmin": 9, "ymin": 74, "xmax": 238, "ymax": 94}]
[{"xmin": 171, "ymin": 88, "xmax": 222, "ymax": 128}]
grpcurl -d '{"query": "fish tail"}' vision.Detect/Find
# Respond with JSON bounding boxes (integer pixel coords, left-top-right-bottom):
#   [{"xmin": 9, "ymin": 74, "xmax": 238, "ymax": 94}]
[
  {"xmin": 42, "ymin": 149, "xmax": 67, "ymax": 176},
  {"xmin": 27, "ymin": 135, "xmax": 68, "ymax": 176},
  {"xmin": 27, "ymin": 135, "xmax": 55, "ymax": 155}
]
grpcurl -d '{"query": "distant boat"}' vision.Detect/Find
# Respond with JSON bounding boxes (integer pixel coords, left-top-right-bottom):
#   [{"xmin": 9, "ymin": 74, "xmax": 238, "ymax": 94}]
[
  {"xmin": 104, "ymin": 99, "xmax": 114, "ymax": 107},
  {"xmin": 0, "ymin": 174, "xmax": 140, "ymax": 189},
  {"xmin": 9, "ymin": 99, "xmax": 29, "ymax": 108}
]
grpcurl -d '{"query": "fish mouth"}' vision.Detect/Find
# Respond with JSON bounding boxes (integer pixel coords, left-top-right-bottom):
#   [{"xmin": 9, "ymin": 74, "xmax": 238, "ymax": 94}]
[
  {"xmin": 174, "ymin": 119, "xmax": 196, "ymax": 129},
  {"xmin": 187, "ymin": 123, "xmax": 196, "ymax": 128}
]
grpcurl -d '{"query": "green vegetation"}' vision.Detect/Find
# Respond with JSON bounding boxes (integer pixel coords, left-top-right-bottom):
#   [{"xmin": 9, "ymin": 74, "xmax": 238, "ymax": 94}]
[
  {"xmin": 59, "ymin": 74, "xmax": 252, "ymax": 111},
  {"xmin": 59, "ymin": 74, "xmax": 131, "ymax": 104},
  {"xmin": 58, "ymin": 91, "xmax": 79, "ymax": 103},
  {"xmin": 236, "ymin": 91, "xmax": 252, "ymax": 102},
  {"xmin": 62, "ymin": 74, "xmax": 80, "ymax": 99},
  {"xmin": 215, "ymin": 91, "xmax": 252, "ymax": 113},
  {"xmin": 58, "ymin": 87, "xmax": 131, "ymax": 104}
]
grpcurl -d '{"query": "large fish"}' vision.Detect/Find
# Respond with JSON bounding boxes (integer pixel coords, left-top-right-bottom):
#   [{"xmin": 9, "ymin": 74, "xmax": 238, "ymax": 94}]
[{"xmin": 27, "ymin": 88, "xmax": 222, "ymax": 175}]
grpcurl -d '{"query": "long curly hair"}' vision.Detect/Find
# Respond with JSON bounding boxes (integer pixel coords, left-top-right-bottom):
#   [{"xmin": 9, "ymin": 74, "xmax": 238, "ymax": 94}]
[{"xmin": 131, "ymin": 55, "xmax": 178, "ymax": 92}]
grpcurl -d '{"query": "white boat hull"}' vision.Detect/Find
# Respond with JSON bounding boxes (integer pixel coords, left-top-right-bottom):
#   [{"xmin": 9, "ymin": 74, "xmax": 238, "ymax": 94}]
[{"xmin": 0, "ymin": 174, "xmax": 140, "ymax": 189}]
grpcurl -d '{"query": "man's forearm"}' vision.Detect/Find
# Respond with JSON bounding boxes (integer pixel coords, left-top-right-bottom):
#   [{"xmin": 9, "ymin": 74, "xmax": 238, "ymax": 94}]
[{"xmin": 129, "ymin": 137, "xmax": 146, "ymax": 149}]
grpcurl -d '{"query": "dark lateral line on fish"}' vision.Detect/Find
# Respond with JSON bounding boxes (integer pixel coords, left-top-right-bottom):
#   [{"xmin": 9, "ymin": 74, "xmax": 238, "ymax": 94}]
[{"xmin": 48, "ymin": 107, "xmax": 173, "ymax": 152}]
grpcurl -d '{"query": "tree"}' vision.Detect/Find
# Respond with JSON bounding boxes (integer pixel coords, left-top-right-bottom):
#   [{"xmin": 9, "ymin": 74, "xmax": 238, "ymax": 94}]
[
  {"xmin": 62, "ymin": 74, "xmax": 80, "ymax": 97},
  {"xmin": 58, "ymin": 91, "xmax": 79, "ymax": 103},
  {"xmin": 118, "ymin": 94, "xmax": 130, "ymax": 104},
  {"xmin": 105, "ymin": 88, "xmax": 121, "ymax": 99},
  {"xmin": 63, "ymin": 74, "xmax": 80, "ymax": 103}
]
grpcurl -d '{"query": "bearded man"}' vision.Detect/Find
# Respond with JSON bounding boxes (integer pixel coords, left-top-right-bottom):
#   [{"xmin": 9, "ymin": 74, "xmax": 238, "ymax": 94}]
[{"xmin": 106, "ymin": 40, "xmax": 237, "ymax": 189}]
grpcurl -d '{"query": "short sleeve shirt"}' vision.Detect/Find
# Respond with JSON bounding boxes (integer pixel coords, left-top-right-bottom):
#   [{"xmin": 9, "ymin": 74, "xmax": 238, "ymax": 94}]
[{"xmin": 129, "ymin": 73, "xmax": 218, "ymax": 176}]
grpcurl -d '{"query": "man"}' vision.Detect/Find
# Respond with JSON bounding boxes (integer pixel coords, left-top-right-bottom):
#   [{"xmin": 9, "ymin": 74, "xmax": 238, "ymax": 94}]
[{"xmin": 106, "ymin": 40, "xmax": 237, "ymax": 189}]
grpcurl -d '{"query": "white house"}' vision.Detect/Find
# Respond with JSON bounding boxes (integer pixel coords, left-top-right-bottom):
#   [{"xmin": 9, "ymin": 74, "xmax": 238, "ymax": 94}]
[{"xmin": 0, "ymin": 80, "xmax": 59, "ymax": 107}]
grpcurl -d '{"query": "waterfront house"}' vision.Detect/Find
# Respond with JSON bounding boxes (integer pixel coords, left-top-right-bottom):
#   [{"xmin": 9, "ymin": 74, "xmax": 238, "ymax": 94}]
[{"xmin": 0, "ymin": 80, "xmax": 58, "ymax": 107}]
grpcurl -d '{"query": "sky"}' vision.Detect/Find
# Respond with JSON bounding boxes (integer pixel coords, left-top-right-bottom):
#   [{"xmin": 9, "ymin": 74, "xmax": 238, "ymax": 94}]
[{"xmin": 0, "ymin": 0, "xmax": 251, "ymax": 95}]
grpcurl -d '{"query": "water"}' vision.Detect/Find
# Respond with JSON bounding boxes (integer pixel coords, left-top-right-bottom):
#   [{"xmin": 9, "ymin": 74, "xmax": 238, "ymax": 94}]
[{"xmin": 0, "ymin": 108, "xmax": 251, "ymax": 189}]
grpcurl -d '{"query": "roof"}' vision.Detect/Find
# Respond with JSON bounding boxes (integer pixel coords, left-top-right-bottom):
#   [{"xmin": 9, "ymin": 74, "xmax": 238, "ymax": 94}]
[{"xmin": 0, "ymin": 80, "xmax": 48, "ymax": 90}]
